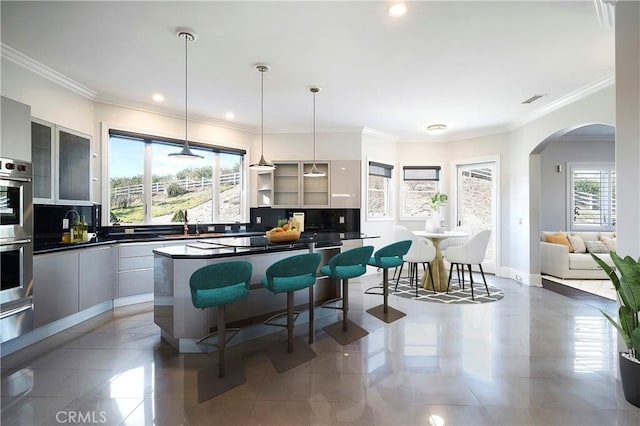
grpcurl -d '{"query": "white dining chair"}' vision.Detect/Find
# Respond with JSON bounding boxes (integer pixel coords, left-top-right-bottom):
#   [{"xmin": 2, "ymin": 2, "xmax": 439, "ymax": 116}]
[
  {"xmin": 444, "ymin": 229, "xmax": 491, "ymax": 299},
  {"xmin": 392, "ymin": 225, "xmax": 436, "ymax": 296}
]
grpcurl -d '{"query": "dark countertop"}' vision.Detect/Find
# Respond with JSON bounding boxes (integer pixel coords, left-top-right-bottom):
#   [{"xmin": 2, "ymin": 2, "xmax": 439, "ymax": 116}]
[
  {"xmin": 33, "ymin": 231, "xmax": 265, "ymax": 255},
  {"xmin": 153, "ymin": 232, "xmax": 377, "ymax": 259},
  {"xmin": 33, "ymin": 231, "xmax": 377, "ymax": 257}
]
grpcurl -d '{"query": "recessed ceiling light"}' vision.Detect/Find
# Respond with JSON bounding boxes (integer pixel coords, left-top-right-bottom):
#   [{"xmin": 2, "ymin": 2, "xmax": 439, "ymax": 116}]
[
  {"xmin": 225, "ymin": 112, "xmax": 235, "ymax": 120},
  {"xmin": 152, "ymin": 93, "xmax": 164, "ymax": 102},
  {"xmin": 388, "ymin": 3, "xmax": 407, "ymax": 17},
  {"xmin": 426, "ymin": 124, "xmax": 447, "ymax": 134}
]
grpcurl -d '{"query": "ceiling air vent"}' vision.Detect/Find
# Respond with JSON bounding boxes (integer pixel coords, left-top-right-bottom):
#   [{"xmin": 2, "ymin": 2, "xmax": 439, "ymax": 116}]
[{"xmin": 521, "ymin": 94, "xmax": 546, "ymax": 104}]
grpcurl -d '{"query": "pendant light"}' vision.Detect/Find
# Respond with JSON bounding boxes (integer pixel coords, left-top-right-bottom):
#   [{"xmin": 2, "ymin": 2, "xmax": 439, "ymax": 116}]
[
  {"xmin": 303, "ymin": 87, "xmax": 326, "ymax": 177},
  {"xmin": 169, "ymin": 30, "xmax": 203, "ymax": 159},
  {"xmin": 249, "ymin": 64, "xmax": 276, "ymax": 171}
]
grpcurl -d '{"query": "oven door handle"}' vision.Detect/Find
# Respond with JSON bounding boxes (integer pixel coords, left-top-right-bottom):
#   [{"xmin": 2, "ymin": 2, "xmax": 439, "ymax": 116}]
[
  {"xmin": 0, "ymin": 239, "xmax": 31, "ymax": 251},
  {"xmin": 0, "ymin": 302, "xmax": 33, "ymax": 319},
  {"xmin": 0, "ymin": 176, "xmax": 31, "ymax": 183}
]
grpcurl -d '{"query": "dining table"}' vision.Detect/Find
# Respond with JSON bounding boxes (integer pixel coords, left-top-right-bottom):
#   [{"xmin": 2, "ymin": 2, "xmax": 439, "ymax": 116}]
[{"xmin": 413, "ymin": 230, "xmax": 469, "ymax": 292}]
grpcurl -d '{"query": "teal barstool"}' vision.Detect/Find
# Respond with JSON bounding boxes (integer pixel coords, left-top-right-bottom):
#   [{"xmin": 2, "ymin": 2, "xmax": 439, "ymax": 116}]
[
  {"xmin": 320, "ymin": 246, "xmax": 374, "ymax": 345},
  {"xmin": 365, "ymin": 240, "xmax": 412, "ymax": 323},
  {"xmin": 262, "ymin": 252, "xmax": 322, "ymax": 373},
  {"xmin": 189, "ymin": 261, "xmax": 252, "ymax": 402}
]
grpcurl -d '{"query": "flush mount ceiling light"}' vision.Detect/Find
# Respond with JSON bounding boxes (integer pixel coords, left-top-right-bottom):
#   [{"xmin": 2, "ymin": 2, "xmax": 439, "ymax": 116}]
[
  {"xmin": 249, "ymin": 64, "xmax": 276, "ymax": 171},
  {"xmin": 225, "ymin": 112, "xmax": 235, "ymax": 120},
  {"xmin": 169, "ymin": 29, "xmax": 203, "ymax": 159},
  {"xmin": 152, "ymin": 93, "xmax": 164, "ymax": 102},
  {"xmin": 303, "ymin": 87, "xmax": 326, "ymax": 178},
  {"xmin": 388, "ymin": 2, "xmax": 408, "ymax": 17},
  {"xmin": 426, "ymin": 124, "xmax": 448, "ymax": 135}
]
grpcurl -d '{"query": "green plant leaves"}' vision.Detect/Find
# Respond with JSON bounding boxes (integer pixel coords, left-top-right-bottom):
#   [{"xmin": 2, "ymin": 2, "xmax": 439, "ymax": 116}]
[{"xmin": 596, "ymin": 251, "xmax": 640, "ymax": 356}]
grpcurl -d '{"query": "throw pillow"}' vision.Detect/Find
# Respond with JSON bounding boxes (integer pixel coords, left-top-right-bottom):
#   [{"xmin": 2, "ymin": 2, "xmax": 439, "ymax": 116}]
[
  {"xmin": 599, "ymin": 235, "xmax": 617, "ymax": 252},
  {"xmin": 545, "ymin": 232, "xmax": 573, "ymax": 252},
  {"xmin": 585, "ymin": 240, "xmax": 609, "ymax": 254},
  {"xmin": 568, "ymin": 234, "xmax": 587, "ymax": 253}
]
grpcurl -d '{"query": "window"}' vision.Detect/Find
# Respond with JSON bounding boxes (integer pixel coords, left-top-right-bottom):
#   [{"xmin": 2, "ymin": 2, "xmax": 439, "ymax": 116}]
[
  {"xmin": 108, "ymin": 130, "xmax": 245, "ymax": 225},
  {"xmin": 401, "ymin": 166, "xmax": 441, "ymax": 218},
  {"xmin": 569, "ymin": 163, "xmax": 616, "ymax": 231},
  {"xmin": 368, "ymin": 161, "xmax": 393, "ymax": 218}
]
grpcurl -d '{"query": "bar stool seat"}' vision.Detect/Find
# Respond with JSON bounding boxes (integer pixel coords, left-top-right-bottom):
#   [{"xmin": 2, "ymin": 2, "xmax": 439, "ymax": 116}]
[
  {"xmin": 320, "ymin": 245, "xmax": 374, "ymax": 345},
  {"xmin": 262, "ymin": 252, "xmax": 322, "ymax": 373},
  {"xmin": 189, "ymin": 260, "xmax": 252, "ymax": 402},
  {"xmin": 365, "ymin": 240, "xmax": 411, "ymax": 323}
]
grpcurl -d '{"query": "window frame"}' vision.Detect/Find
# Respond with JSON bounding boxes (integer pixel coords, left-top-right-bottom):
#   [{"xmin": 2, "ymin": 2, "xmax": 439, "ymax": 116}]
[
  {"xmin": 567, "ymin": 162, "xmax": 616, "ymax": 232},
  {"xmin": 367, "ymin": 161, "xmax": 394, "ymax": 220},
  {"xmin": 103, "ymin": 124, "xmax": 247, "ymax": 226},
  {"xmin": 399, "ymin": 165, "xmax": 442, "ymax": 220}
]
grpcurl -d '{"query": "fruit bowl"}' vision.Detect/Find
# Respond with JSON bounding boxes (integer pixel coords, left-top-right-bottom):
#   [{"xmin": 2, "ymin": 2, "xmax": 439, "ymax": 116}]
[{"xmin": 266, "ymin": 229, "xmax": 301, "ymax": 243}]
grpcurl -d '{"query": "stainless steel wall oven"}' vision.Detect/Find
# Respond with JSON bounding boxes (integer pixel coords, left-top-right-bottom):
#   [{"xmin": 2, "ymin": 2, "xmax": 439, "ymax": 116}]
[{"xmin": 1, "ymin": 157, "xmax": 34, "ymax": 343}]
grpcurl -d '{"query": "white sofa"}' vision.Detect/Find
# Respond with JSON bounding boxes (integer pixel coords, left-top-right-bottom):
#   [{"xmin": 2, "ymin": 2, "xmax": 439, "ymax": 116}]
[{"xmin": 540, "ymin": 231, "xmax": 616, "ymax": 279}]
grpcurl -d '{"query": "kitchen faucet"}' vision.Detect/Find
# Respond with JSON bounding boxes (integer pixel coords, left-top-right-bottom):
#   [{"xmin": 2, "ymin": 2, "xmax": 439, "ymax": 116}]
[{"xmin": 183, "ymin": 209, "xmax": 188, "ymax": 235}]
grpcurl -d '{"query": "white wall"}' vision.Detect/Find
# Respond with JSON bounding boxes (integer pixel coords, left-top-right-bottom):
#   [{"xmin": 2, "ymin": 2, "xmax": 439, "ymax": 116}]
[
  {"xmin": 1, "ymin": 59, "xmax": 94, "ymax": 136},
  {"xmin": 615, "ymin": 1, "xmax": 640, "ymax": 259},
  {"xmin": 540, "ymin": 139, "xmax": 614, "ymax": 231},
  {"xmin": 361, "ymin": 130, "xmax": 398, "ymax": 252}
]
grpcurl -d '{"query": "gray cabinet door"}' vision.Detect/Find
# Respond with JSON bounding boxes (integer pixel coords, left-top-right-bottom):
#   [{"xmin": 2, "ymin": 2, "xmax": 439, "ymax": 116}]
[
  {"xmin": 31, "ymin": 120, "xmax": 54, "ymax": 201},
  {"xmin": 79, "ymin": 246, "xmax": 115, "ymax": 310},
  {"xmin": 33, "ymin": 252, "xmax": 79, "ymax": 327},
  {"xmin": 330, "ymin": 160, "xmax": 361, "ymax": 208},
  {"xmin": 58, "ymin": 129, "xmax": 91, "ymax": 202}
]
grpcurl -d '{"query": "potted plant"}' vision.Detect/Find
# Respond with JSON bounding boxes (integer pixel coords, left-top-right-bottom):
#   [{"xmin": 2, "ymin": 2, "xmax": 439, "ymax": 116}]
[
  {"xmin": 426, "ymin": 192, "xmax": 448, "ymax": 232},
  {"xmin": 592, "ymin": 251, "xmax": 640, "ymax": 407}
]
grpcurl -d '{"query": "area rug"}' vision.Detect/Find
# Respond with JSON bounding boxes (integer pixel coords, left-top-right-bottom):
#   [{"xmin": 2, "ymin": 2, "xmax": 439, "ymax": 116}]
[{"xmin": 391, "ymin": 277, "xmax": 504, "ymax": 304}]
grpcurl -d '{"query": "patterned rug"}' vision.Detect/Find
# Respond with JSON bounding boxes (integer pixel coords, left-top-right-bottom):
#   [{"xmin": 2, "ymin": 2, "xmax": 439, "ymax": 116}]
[{"xmin": 391, "ymin": 277, "xmax": 504, "ymax": 304}]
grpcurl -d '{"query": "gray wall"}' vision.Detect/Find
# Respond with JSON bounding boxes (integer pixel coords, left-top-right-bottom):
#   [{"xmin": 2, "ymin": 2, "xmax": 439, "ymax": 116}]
[{"xmin": 540, "ymin": 139, "xmax": 614, "ymax": 231}]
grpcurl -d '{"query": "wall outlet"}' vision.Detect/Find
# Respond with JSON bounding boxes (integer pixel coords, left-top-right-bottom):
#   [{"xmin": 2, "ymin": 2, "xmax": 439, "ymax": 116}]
[
  {"xmin": 225, "ymin": 225, "xmax": 231, "ymax": 231},
  {"xmin": 207, "ymin": 226, "xmax": 215, "ymax": 232},
  {"xmin": 124, "ymin": 228, "xmax": 135, "ymax": 235},
  {"xmin": 339, "ymin": 216, "xmax": 345, "ymax": 224},
  {"xmin": 62, "ymin": 218, "xmax": 69, "ymax": 229},
  {"xmin": 256, "ymin": 216, "xmax": 261, "ymax": 224}
]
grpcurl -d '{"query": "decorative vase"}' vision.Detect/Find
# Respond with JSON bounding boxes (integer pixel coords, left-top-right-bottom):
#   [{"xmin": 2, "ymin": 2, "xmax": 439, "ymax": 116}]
[
  {"xmin": 620, "ymin": 352, "xmax": 640, "ymax": 408},
  {"xmin": 425, "ymin": 211, "xmax": 440, "ymax": 233}
]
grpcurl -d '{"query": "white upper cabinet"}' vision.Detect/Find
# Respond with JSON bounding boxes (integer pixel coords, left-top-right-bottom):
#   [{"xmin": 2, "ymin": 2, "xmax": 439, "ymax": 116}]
[{"xmin": 1, "ymin": 97, "xmax": 31, "ymax": 161}]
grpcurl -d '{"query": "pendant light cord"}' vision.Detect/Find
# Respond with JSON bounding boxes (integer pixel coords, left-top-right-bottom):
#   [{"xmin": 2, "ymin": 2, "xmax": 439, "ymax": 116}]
[
  {"xmin": 312, "ymin": 90, "xmax": 316, "ymax": 163},
  {"xmin": 261, "ymin": 68, "xmax": 264, "ymax": 155},
  {"xmin": 184, "ymin": 33, "xmax": 189, "ymax": 148}
]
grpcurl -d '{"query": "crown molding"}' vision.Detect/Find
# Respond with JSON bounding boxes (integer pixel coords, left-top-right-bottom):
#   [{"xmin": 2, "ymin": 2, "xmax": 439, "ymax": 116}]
[
  {"xmin": 507, "ymin": 73, "xmax": 615, "ymax": 132},
  {"xmin": 362, "ymin": 126, "xmax": 399, "ymax": 142},
  {"xmin": 1, "ymin": 43, "xmax": 97, "ymax": 99},
  {"xmin": 93, "ymin": 97, "xmax": 257, "ymax": 134}
]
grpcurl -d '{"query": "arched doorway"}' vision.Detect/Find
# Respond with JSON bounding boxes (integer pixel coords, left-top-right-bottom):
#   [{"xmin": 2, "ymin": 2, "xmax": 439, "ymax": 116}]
[{"xmin": 529, "ymin": 123, "xmax": 615, "ymax": 297}]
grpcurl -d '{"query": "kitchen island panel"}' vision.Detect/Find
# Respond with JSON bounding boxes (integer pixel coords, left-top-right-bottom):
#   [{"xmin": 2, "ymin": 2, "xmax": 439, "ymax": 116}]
[{"xmin": 154, "ymin": 247, "xmax": 340, "ymax": 353}]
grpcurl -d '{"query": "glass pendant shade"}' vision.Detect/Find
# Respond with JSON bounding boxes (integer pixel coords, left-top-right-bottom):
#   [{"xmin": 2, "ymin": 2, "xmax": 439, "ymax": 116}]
[
  {"xmin": 303, "ymin": 86, "xmax": 326, "ymax": 178},
  {"xmin": 169, "ymin": 30, "xmax": 203, "ymax": 159},
  {"xmin": 249, "ymin": 64, "xmax": 275, "ymax": 171}
]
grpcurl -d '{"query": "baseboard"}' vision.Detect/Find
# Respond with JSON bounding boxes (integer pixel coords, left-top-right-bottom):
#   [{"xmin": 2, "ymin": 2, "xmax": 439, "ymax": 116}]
[
  {"xmin": 498, "ymin": 267, "xmax": 542, "ymax": 287},
  {"xmin": 1, "ymin": 301, "xmax": 113, "ymax": 357},
  {"xmin": 114, "ymin": 293, "xmax": 153, "ymax": 307}
]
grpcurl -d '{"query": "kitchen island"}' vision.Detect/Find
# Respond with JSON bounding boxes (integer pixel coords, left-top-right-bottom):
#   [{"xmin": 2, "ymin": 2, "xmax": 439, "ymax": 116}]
[{"xmin": 153, "ymin": 233, "xmax": 372, "ymax": 353}]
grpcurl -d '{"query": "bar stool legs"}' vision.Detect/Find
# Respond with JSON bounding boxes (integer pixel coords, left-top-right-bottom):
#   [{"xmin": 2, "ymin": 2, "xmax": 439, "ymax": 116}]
[
  {"xmin": 322, "ymin": 278, "xmax": 369, "ymax": 345},
  {"xmin": 366, "ymin": 267, "xmax": 406, "ymax": 323},
  {"xmin": 264, "ymin": 291, "xmax": 317, "ymax": 373},
  {"xmin": 197, "ymin": 305, "xmax": 246, "ymax": 403}
]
